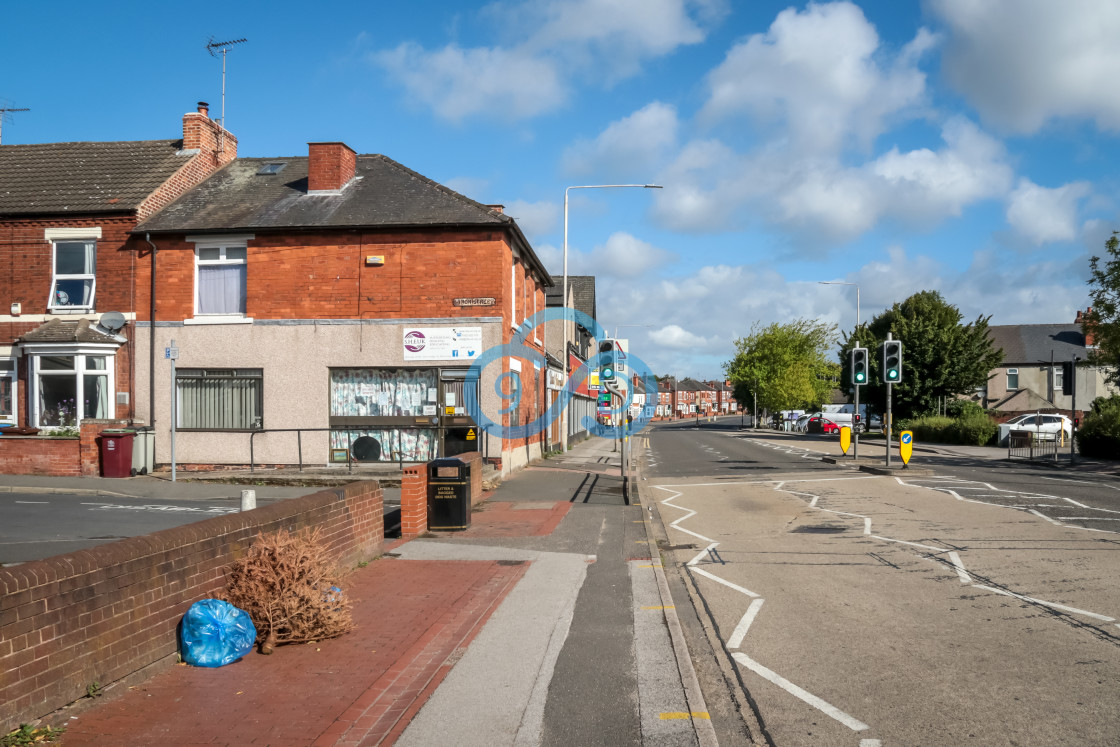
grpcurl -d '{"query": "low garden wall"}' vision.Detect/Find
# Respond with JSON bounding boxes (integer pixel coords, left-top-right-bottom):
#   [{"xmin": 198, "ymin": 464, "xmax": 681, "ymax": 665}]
[
  {"xmin": 0, "ymin": 420, "xmax": 130, "ymax": 477},
  {"xmin": 0, "ymin": 480, "xmax": 384, "ymax": 732}
]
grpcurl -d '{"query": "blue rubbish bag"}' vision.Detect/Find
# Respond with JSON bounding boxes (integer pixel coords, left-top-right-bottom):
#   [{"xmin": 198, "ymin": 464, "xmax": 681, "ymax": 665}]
[{"xmin": 180, "ymin": 599, "xmax": 257, "ymax": 667}]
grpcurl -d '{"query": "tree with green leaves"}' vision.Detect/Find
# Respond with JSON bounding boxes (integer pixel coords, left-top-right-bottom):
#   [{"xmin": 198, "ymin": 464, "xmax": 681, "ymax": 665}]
[
  {"xmin": 724, "ymin": 319, "xmax": 839, "ymax": 413},
  {"xmin": 838, "ymin": 291, "xmax": 1003, "ymax": 420},
  {"xmin": 1085, "ymin": 232, "xmax": 1120, "ymax": 386}
]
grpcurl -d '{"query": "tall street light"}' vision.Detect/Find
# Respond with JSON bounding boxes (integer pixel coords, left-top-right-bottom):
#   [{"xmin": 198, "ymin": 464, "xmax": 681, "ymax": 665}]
[
  {"xmin": 820, "ymin": 280, "xmax": 861, "ymax": 457},
  {"xmin": 562, "ymin": 184, "xmax": 661, "ymax": 452}
]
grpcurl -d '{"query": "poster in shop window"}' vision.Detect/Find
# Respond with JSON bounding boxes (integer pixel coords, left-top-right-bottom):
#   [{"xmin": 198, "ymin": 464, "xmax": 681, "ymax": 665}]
[{"xmin": 402, "ymin": 327, "xmax": 483, "ymax": 361}]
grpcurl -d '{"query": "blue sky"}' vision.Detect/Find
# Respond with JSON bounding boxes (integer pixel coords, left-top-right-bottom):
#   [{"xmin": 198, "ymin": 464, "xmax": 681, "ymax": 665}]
[{"xmin": 4, "ymin": 0, "xmax": 1118, "ymax": 379}]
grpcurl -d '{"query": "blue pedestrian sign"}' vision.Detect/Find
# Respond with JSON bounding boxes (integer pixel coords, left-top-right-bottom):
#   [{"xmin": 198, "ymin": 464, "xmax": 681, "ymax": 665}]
[{"xmin": 900, "ymin": 430, "xmax": 913, "ymax": 464}]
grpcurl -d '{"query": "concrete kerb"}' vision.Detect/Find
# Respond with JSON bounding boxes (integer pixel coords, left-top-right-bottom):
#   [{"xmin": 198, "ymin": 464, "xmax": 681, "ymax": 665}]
[{"xmin": 633, "ymin": 442, "xmax": 763, "ymax": 747}]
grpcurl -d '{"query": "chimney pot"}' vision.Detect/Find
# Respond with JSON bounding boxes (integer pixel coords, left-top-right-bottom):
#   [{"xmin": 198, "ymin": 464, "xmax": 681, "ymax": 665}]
[{"xmin": 197, "ymin": 101, "xmax": 209, "ymax": 117}]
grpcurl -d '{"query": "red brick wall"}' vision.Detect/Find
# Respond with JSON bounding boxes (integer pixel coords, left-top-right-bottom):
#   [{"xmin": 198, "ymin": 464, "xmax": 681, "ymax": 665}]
[
  {"xmin": 0, "ymin": 480, "xmax": 384, "ymax": 733},
  {"xmin": 0, "ymin": 436, "xmax": 80, "ymax": 476},
  {"xmin": 136, "ymin": 230, "xmax": 516, "ymax": 322}
]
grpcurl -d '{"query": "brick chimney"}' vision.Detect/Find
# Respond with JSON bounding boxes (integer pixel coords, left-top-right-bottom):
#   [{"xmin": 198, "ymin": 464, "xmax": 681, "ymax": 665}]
[
  {"xmin": 307, "ymin": 142, "xmax": 357, "ymax": 193},
  {"xmin": 1078, "ymin": 306, "xmax": 1096, "ymax": 347},
  {"xmin": 181, "ymin": 101, "xmax": 237, "ymax": 166}
]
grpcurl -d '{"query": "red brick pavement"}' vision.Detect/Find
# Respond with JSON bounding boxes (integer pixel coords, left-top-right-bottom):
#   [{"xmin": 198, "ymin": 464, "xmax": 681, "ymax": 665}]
[
  {"xmin": 60, "ymin": 558, "xmax": 526, "ymax": 747},
  {"xmin": 429, "ymin": 501, "xmax": 571, "ymax": 538}
]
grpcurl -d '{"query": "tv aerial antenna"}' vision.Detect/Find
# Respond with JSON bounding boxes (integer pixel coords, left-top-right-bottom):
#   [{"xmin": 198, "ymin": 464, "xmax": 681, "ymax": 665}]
[
  {"xmin": 0, "ymin": 103, "xmax": 30, "ymax": 145},
  {"xmin": 205, "ymin": 37, "xmax": 247, "ymax": 153}
]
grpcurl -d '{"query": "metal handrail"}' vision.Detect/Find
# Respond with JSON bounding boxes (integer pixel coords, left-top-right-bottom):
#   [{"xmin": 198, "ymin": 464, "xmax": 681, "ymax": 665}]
[{"xmin": 248, "ymin": 424, "xmax": 488, "ymax": 473}]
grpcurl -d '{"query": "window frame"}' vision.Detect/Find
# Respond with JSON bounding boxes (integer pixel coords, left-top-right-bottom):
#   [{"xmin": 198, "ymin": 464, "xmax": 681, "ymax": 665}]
[
  {"xmin": 26, "ymin": 344, "xmax": 115, "ymax": 429},
  {"xmin": 0, "ymin": 354, "xmax": 16, "ymax": 424},
  {"xmin": 187, "ymin": 235, "xmax": 254, "ymax": 324},
  {"xmin": 1006, "ymin": 368, "xmax": 1019, "ymax": 390},
  {"xmin": 175, "ymin": 368, "xmax": 263, "ymax": 431},
  {"xmin": 48, "ymin": 239, "xmax": 97, "ymax": 312}
]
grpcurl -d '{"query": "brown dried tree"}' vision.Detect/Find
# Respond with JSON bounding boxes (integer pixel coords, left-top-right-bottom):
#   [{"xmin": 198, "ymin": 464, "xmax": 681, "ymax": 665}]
[{"xmin": 222, "ymin": 527, "xmax": 354, "ymax": 653}]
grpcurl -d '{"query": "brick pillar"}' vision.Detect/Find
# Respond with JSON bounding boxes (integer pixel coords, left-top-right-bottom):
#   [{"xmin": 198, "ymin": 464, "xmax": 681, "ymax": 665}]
[{"xmin": 401, "ymin": 465, "xmax": 428, "ymax": 538}]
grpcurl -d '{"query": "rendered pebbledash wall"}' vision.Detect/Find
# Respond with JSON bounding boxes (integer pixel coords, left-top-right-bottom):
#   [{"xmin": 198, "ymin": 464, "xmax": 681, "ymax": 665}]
[{"xmin": 0, "ymin": 481, "xmax": 384, "ymax": 733}]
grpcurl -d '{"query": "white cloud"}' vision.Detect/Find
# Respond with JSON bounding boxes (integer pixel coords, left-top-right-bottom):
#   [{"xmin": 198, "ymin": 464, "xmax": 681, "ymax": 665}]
[
  {"xmin": 535, "ymin": 232, "xmax": 675, "ymax": 280},
  {"xmin": 505, "ymin": 199, "xmax": 560, "ymax": 240},
  {"xmin": 930, "ymin": 0, "xmax": 1120, "ymax": 133},
  {"xmin": 374, "ymin": 0, "xmax": 724, "ymax": 122},
  {"xmin": 562, "ymin": 102, "xmax": 679, "ymax": 177},
  {"xmin": 649, "ymin": 324, "xmax": 715, "ymax": 350},
  {"xmin": 652, "ymin": 118, "xmax": 1013, "ymax": 244},
  {"xmin": 374, "ymin": 43, "xmax": 568, "ymax": 121},
  {"xmin": 1005, "ymin": 179, "xmax": 1092, "ymax": 245},
  {"xmin": 700, "ymin": 1, "xmax": 933, "ymax": 154}
]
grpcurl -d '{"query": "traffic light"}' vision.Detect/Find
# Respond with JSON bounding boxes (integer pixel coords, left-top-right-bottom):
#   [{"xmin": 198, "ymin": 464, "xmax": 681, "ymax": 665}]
[
  {"xmin": 881, "ymin": 340, "xmax": 902, "ymax": 383},
  {"xmin": 599, "ymin": 339, "xmax": 616, "ymax": 381},
  {"xmin": 850, "ymin": 347, "xmax": 869, "ymax": 386}
]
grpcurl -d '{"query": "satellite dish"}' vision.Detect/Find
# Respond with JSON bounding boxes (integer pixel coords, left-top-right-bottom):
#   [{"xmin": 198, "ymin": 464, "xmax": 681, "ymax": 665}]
[{"xmin": 98, "ymin": 311, "xmax": 127, "ymax": 333}]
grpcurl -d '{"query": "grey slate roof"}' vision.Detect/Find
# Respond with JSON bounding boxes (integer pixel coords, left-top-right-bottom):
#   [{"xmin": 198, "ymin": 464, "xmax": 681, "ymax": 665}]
[
  {"xmin": 547, "ymin": 275, "xmax": 596, "ymax": 320},
  {"xmin": 0, "ymin": 140, "xmax": 192, "ymax": 216},
  {"xmin": 136, "ymin": 153, "xmax": 552, "ymax": 285},
  {"xmin": 16, "ymin": 318, "xmax": 125, "ymax": 345},
  {"xmin": 986, "ymin": 324, "xmax": 1086, "ymax": 365}
]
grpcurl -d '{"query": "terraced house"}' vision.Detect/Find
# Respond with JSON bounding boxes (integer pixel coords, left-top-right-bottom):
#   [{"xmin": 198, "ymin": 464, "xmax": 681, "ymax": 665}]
[
  {"xmin": 0, "ymin": 102, "xmax": 235, "ymax": 457},
  {"xmin": 134, "ymin": 140, "xmax": 552, "ymax": 475}
]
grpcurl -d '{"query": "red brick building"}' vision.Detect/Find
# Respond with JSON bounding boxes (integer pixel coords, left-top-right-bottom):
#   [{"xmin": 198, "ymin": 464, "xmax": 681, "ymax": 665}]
[
  {"xmin": 0, "ymin": 103, "xmax": 234, "ymax": 433},
  {"xmin": 135, "ymin": 141, "xmax": 552, "ymax": 474}
]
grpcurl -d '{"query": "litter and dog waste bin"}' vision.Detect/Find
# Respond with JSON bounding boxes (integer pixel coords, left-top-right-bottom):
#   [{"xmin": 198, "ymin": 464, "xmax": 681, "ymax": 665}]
[
  {"xmin": 100, "ymin": 430, "xmax": 135, "ymax": 478},
  {"xmin": 427, "ymin": 457, "xmax": 471, "ymax": 530}
]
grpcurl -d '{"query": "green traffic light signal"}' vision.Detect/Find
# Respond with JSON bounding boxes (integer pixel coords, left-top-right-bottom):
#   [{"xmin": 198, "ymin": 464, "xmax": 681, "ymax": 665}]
[
  {"xmin": 882, "ymin": 341, "xmax": 903, "ymax": 383},
  {"xmin": 851, "ymin": 347, "xmax": 868, "ymax": 386}
]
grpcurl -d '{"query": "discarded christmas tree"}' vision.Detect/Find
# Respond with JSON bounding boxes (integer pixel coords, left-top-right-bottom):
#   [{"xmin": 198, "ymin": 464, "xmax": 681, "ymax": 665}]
[{"xmin": 222, "ymin": 527, "xmax": 353, "ymax": 653}]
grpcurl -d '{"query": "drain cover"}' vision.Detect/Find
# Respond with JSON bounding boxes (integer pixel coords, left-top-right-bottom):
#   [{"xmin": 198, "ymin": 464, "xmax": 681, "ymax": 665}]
[{"xmin": 790, "ymin": 525, "xmax": 847, "ymax": 534}]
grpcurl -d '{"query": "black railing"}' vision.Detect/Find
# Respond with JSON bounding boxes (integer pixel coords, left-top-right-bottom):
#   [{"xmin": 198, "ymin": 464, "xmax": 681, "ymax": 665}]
[
  {"xmin": 1007, "ymin": 431, "xmax": 1058, "ymax": 461},
  {"xmin": 248, "ymin": 425, "xmax": 489, "ymax": 473}
]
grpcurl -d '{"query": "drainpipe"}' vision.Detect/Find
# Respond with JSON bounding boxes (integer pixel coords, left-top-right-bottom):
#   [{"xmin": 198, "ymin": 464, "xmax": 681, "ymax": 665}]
[{"xmin": 145, "ymin": 233, "xmax": 157, "ymax": 428}]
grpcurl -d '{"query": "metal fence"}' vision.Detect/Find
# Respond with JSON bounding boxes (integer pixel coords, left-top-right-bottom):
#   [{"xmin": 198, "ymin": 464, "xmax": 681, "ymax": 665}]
[
  {"xmin": 1007, "ymin": 431, "xmax": 1059, "ymax": 461},
  {"xmin": 247, "ymin": 426, "xmax": 490, "ymax": 473}
]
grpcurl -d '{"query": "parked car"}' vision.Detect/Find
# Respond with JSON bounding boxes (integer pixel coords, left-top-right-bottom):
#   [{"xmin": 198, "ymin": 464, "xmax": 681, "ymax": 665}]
[
  {"xmin": 806, "ymin": 415, "xmax": 840, "ymax": 434},
  {"xmin": 1010, "ymin": 414, "xmax": 1072, "ymax": 441}
]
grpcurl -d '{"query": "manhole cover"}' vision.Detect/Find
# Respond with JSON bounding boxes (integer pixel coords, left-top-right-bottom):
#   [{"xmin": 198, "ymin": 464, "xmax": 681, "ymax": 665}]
[
  {"xmin": 497, "ymin": 559, "xmax": 526, "ymax": 566},
  {"xmin": 790, "ymin": 525, "xmax": 847, "ymax": 534}
]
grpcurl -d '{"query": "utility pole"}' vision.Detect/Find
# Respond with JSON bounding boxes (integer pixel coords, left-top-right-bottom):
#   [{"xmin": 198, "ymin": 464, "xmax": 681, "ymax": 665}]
[{"xmin": 1071, "ymin": 355, "xmax": 1080, "ymax": 465}]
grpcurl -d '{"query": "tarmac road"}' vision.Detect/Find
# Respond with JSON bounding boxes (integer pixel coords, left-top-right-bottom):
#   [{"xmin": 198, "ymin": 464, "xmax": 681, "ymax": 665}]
[{"xmin": 641, "ymin": 419, "xmax": 1120, "ymax": 746}]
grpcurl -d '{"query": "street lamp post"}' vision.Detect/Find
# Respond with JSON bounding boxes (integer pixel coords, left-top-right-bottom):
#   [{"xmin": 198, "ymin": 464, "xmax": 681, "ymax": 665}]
[
  {"xmin": 820, "ymin": 280, "xmax": 861, "ymax": 458},
  {"xmin": 562, "ymin": 184, "xmax": 661, "ymax": 452}
]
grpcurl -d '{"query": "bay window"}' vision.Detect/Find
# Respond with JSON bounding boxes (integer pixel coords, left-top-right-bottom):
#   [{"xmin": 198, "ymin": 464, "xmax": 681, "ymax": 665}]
[
  {"xmin": 29, "ymin": 349, "xmax": 113, "ymax": 428},
  {"xmin": 0, "ymin": 357, "xmax": 15, "ymax": 424}
]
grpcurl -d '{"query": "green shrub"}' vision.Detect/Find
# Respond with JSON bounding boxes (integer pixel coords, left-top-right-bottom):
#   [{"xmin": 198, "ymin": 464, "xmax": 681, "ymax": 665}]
[
  {"xmin": 895, "ymin": 413, "xmax": 997, "ymax": 445},
  {"xmin": 945, "ymin": 399, "xmax": 984, "ymax": 418},
  {"xmin": 948, "ymin": 412, "xmax": 999, "ymax": 446},
  {"xmin": 1076, "ymin": 395, "xmax": 1120, "ymax": 459}
]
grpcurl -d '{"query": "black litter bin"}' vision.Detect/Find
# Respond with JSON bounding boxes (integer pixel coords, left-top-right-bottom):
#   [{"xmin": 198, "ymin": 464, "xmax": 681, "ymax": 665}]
[{"xmin": 427, "ymin": 457, "xmax": 471, "ymax": 531}]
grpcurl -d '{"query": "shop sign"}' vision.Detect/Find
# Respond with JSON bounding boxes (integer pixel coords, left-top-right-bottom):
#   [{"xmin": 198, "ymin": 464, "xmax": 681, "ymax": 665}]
[{"xmin": 403, "ymin": 327, "xmax": 482, "ymax": 361}]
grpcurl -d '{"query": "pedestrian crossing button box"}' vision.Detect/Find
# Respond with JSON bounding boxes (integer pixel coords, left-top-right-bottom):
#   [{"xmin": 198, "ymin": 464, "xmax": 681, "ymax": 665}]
[{"xmin": 427, "ymin": 457, "xmax": 471, "ymax": 530}]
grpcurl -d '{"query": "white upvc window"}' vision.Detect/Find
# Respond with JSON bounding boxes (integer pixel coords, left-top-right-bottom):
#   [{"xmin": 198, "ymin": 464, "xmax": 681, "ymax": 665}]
[
  {"xmin": 195, "ymin": 241, "xmax": 247, "ymax": 316},
  {"xmin": 510, "ymin": 261, "xmax": 518, "ymax": 329},
  {"xmin": 28, "ymin": 347, "xmax": 115, "ymax": 428},
  {"xmin": 0, "ymin": 355, "xmax": 16, "ymax": 424},
  {"xmin": 1007, "ymin": 368, "xmax": 1019, "ymax": 390},
  {"xmin": 49, "ymin": 240, "xmax": 97, "ymax": 311}
]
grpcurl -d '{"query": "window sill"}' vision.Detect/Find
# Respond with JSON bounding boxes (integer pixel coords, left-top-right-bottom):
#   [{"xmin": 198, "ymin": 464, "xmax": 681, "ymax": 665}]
[
  {"xmin": 49, "ymin": 308, "xmax": 93, "ymax": 315},
  {"xmin": 184, "ymin": 316, "xmax": 254, "ymax": 325}
]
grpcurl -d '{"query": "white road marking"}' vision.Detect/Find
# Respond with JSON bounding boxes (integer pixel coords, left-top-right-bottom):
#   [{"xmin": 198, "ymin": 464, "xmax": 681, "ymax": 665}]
[
  {"xmin": 691, "ymin": 567, "xmax": 761, "ymax": 598},
  {"xmin": 731, "ymin": 652, "xmax": 869, "ymax": 732},
  {"xmin": 726, "ymin": 598, "xmax": 765, "ymax": 650},
  {"xmin": 14, "ymin": 501, "xmax": 48, "ymax": 504},
  {"xmin": 947, "ymin": 552, "xmax": 971, "ymax": 584}
]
